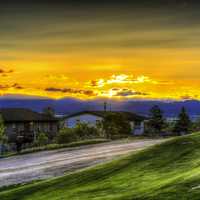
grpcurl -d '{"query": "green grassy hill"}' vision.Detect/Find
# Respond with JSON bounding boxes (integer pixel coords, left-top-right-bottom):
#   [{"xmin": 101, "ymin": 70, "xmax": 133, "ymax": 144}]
[{"xmin": 1, "ymin": 133, "xmax": 200, "ymax": 200}]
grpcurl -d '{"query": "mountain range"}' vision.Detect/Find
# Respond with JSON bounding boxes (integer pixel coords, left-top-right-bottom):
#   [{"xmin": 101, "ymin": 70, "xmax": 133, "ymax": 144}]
[{"xmin": 0, "ymin": 95, "xmax": 200, "ymax": 119}]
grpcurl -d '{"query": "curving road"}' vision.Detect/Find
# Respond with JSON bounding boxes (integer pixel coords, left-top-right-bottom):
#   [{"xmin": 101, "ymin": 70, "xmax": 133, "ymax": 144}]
[{"xmin": 0, "ymin": 139, "xmax": 166, "ymax": 187}]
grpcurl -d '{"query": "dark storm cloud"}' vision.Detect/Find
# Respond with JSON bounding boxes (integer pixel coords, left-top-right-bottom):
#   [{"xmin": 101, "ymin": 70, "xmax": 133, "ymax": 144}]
[
  {"xmin": 0, "ymin": 0, "xmax": 200, "ymax": 50},
  {"xmin": 1, "ymin": 0, "xmax": 198, "ymax": 6},
  {"xmin": 1, "ymin": 0, "xmax": 200, "ymax": 60},
  {"xmin": 1, "ymin": 0, "xmax": 200, "ymax": 22}
]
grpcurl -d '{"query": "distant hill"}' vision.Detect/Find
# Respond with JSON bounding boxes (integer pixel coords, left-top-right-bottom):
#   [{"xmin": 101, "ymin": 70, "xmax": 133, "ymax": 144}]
[{"xmin": 0, "ymin": 95, "xmax": 200, "ymax": 118}]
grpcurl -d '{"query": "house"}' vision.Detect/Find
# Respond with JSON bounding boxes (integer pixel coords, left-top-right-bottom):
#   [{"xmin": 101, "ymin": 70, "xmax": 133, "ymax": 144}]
[
  {"xmin": 0, "ymin": 108, "xmax": 59, "ymax": 143},
  {"xmin": 63, "ymin": 111, "xmax": 147, "ymax": 135}
]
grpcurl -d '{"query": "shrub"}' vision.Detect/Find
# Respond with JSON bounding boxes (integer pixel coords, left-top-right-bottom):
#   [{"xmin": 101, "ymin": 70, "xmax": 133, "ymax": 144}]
[
  {"xmin": 74, "ymin": 123, "xmax": 101, "ymax": 139},
  {"xmin": 102, "ymin": 113, "xmax": 131, "ymax": 139},
  {"xmin": 56, "ymin": 128, "xmax": 78, "ymax": 144},
  {"xmin": 56, "ymin": 123, "xmax": 102, "ymax": 144},
  {"xmin": 34, "ymin": 132, "xmax": 48, "ymax": 146}
]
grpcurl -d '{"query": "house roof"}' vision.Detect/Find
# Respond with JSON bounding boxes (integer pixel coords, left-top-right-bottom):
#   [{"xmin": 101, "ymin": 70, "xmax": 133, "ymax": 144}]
[
  {"xmin": 0, "ymin": 108, "xmax": 59, "ymax": 123},
  {"xmin": 64, "ymin": 111, "xmax": 147, "ymax": 121}
]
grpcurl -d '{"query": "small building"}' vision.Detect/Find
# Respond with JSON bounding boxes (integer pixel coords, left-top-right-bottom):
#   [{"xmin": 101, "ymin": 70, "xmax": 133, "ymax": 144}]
[
  {"xmin": 0, "ymin": 108, "xmax": 59, "ymax": 143},
  {"xmin": 63, "ymin": 111, "xmax": 147, "ymax": 135}
]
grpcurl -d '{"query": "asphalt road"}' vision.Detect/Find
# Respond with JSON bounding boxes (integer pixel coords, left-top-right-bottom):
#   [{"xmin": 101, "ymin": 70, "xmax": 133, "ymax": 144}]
[{"xmin": 0, "ymin": 139, "xmax": 166, "ymax": 187}]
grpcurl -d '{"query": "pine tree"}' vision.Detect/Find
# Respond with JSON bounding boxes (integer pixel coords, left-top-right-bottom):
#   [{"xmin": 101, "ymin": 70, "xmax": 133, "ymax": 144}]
[
  {"xmin": 174, "ymin": 107, "xmax": 191, "ymax": 135},
  {"xmin": 147, "ymin": 105, "xmax": 165, "ymax": 135}
]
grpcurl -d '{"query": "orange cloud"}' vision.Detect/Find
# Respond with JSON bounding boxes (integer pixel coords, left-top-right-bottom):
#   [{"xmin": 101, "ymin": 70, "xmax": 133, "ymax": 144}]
[
  {"xmin": 45, "ymin": 87, "xmax": 95, "ymax": 97},
  {"xmin": 99, "ymin": 88, "xmax": 149, "ymax": 97},
  {"xmin": 0, "ymin": 68, "xmax": 14, "ymax": 77}
]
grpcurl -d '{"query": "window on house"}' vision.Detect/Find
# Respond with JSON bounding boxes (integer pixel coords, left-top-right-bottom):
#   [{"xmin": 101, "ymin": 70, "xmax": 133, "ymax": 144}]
[
  {"xmin": 12, "ymin": 123, "xmax": 18, "ymax": 133},
  {"xmin": 96, "ymin": 120, "xmax": 100, "ymax": 124},
  {"xmin": 50, "ymin": 123, "xmax": 53, "ymax": 131},
  {"xmin": 135, "ymin": 121, "xmax": 141, "ymax": 129},
  {"xmin": 37, "ymin": 123, "xmax": 41, "ymax": 132},
  {"xmin": 21, "ymin": 124, "xmax": 24, "ymax": 131},
  {"xmin": 45, "ymin": 123, "xmax": 50, "ymax": 132},
  {"xmin": 12, "ymin": 124, "xmax": 16, "ymax": 129}
]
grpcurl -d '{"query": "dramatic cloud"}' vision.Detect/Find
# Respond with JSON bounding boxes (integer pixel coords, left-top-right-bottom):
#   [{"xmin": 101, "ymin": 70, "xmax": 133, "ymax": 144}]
[
  {"xmin": 0, "ymin": 68, "xmax": 14, "ymax": 76},
  {"xmin": 1, "ymin": 2, "xmax": 200, "ymax": 100},
  {"xmin": 88, "ymin": 74, "xmax": 158, "ymax": 88},
  {"xmin": 12, "ymin": 83, "xmax": 23, "ymax": 89},
  {"xmin": 45, "ymin": 74, "xmax": 69, "ymax": 81},
  {"xmin": 45, "ymin": 87, "xmax": 95, "ymax": 96},
  {"xmin": 0, "ymin": 83, "xmax": 23, "ymax": 90},
  {"xmin": 114, "ymin": 89, "xmax": 148, "ymax": 97},
  {"xmin": 0, "ymin": 84, "xmax": 9, "ymax": 90},
  {"xmin": 45, "ymin": 87, "xmax": 64, "ymax": 92},
  {"xmin": 180, "ymin": 95, "xmax": 198, "ymax": 100},
  {"xmin": 100, "ymin": 88, "xmax": 149, "ymax": 97}
]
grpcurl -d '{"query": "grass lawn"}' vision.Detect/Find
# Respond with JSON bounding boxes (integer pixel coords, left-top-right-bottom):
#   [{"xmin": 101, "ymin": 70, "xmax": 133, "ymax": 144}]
[{"xmin": 1, "ymin": 133, "xmax": 200, "ymax": 199}]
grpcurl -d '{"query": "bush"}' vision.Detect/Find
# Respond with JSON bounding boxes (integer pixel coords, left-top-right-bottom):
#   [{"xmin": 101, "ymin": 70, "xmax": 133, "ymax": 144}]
[
  {"xmin": 56, "ymin": 123, "xmax": 102, "ymax": 144},
  {"xmin": 102, "ymin": 113, "xmax": 131, "ymax": 139},
  {"xmin": 34, "ymin": 132, "xmax": 48, "ymax": 146},
  {"xmin": 56, "ymin": 128, "xmax": 78, "ymax": 144},
  {"xmin": 74, "ymin": 123, "xmax": 101, "ymax": 139}
]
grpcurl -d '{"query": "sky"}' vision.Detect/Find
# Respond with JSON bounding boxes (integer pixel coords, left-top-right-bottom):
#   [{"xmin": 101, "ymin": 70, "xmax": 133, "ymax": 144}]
[{"xmin": 1, "ymin": 0, "xmax": 200, "ymax": 100}]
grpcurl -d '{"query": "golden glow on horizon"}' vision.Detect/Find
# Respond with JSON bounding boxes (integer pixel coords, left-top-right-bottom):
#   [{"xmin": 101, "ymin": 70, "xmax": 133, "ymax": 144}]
[{"xmin": 0, "ymin": 69, "xmax": 199, "ymax": 100}]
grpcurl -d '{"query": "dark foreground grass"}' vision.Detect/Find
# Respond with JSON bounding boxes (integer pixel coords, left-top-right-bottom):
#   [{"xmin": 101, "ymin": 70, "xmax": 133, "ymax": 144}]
[{"xmin": 1, "ymin": 133, "xmax": 200, "ymax": 200}]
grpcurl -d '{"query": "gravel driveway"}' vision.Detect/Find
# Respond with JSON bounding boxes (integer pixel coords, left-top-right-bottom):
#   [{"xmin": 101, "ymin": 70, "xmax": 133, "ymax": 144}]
[{"xmin": 0, "ymin": 139, "xmax": 166, "ymax": 187}]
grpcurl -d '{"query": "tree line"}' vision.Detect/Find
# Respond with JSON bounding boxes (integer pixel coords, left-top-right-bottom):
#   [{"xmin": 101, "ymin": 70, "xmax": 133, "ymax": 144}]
[
  {"xmin": 0, "ymin": 106, "xmax": 198, "ymax": 155},
  {"xmin": 146, "ymin": 105, "xmax": 192, "ymax": 136}
]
